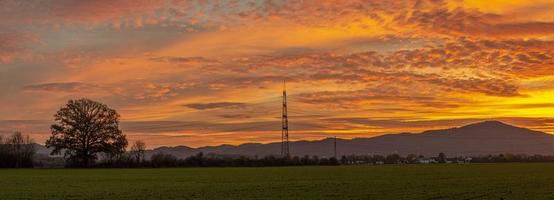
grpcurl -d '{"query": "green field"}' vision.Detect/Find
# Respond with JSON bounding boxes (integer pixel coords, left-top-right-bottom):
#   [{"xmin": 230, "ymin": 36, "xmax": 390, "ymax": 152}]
[{"xmin": 2, "ymin": 164, "xmax": 554, "ymax": 199}]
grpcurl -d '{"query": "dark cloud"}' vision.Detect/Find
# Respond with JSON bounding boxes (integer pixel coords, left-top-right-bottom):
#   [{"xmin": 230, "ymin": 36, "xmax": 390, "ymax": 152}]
[
  {"xmin": 22, "ymin": 82, "xmax": 99, "ymax": 93},
  {"xmin": 120, "ymin": 120, "xmax": 281, "ymax": 134},
  {"xmin": 481, "ymin": 22, "xmax": 554, "ymax": 37},
  {"xmin": 219, "ymin": 113, "xmax": 254, "ymax": 119},
  {"xmin": 183, "ymin": 102, "xmax": 246, "ymax": 110},
  {"xmin": 149, "ymin": 56, "xmax": 217, "ymax": 65}
]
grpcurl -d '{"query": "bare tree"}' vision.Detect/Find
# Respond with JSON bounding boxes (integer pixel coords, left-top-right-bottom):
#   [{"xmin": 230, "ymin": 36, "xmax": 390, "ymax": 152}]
[
  {"xmin": 46, "ymin": 99, "xmax": 128, "ymax": 167},
  {"xmin": 10, "ymin": 132, "xmax": 24, "ymax": 167},
  {"xmin": 131, "ymin": 140, "xmax": 146, "ymax": 164},
  {"xmin": 0, "ymin": 134, "xmax": 6, "ymax": 167},
  {"xmin": 22, "ymin": 133, "xmax": 36, "ymax": 167},
  {"xmin": 0, "ymin": 132, "xmax": 35, "ymax": 168}
]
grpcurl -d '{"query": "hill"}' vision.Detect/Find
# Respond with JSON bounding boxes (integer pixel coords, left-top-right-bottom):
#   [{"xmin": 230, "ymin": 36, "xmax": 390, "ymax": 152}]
[
  {"xmin": 144, "ymin": 121, "xmax": 554, "ymax": 158},
  {"xmin": 32, "ymin": 121, "xmax": 554, "ymax": 158}
]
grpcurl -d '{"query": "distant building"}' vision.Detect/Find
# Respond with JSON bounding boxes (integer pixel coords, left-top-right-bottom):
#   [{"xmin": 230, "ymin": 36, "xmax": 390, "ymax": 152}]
[
  {"xmin": 456, "ymin": 157, "xmax": 472, "ymax": 164},
  {"xmin": 416, "ymin": 158, "xmax": 437, "ymax": 164}
]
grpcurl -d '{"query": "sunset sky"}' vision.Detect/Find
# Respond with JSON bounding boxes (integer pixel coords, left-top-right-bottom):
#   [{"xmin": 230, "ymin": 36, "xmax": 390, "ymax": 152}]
[{"xmin": 1, "ymin": 0, "xmax": 553, "ymax": 148}]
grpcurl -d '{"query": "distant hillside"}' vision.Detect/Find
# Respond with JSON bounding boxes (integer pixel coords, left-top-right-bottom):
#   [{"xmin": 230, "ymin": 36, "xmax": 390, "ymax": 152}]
[
  {"xmin": 35, "ymin": 121, "xmax": 554, "ymax": 158},
  {"xmin": 143, "ymin": 121, "xmax": 554, "ymax": 158}
]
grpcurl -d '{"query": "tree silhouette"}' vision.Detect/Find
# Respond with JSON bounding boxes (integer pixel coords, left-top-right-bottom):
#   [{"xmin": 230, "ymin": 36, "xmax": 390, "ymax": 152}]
[
  {"xmin": 438, "ymin": 152, "xmax": 447, "ymax": 163},
  {"xmin": 46, "ymin": 99, "xmax": 127, "ymax": 167},
  {"xmin": 131, "ymin": 140, "xmax": 146, "ymax": 164},
  {"xmin": 0, "ymin": 132, "xmax": 35, "ymax": 168}
]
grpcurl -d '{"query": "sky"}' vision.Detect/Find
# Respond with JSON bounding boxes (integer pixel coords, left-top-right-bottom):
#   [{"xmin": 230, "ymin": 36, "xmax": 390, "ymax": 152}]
[{"xmin": 1, "ymin": 0, "xmax": 553, "ymax": 148}]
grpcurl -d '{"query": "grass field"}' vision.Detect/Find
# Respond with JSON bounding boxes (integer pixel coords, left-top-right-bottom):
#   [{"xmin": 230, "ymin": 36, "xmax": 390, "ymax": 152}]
[{"xmin": 2, "ymin": 163, "xmax": 554, "ymax": 199}]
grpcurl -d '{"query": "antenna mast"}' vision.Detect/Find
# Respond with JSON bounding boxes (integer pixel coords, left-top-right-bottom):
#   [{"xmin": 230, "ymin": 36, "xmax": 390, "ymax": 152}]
[
  {"xmin": 281, "ymin": 80, "xmax": 290, "ymax": 158},
  {"xmin": 334, "ymin": 136, "xmax": 337, "ymax": 158}
]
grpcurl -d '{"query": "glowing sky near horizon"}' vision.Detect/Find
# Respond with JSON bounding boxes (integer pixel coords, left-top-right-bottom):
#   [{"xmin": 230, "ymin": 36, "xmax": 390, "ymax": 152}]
[{"xmin": 1, "ymin": 0, "xmax": 554, "ymax": 148}]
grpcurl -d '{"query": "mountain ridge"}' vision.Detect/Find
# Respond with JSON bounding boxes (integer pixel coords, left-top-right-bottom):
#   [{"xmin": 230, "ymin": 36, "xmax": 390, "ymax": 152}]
[{"xmin": 144, "ymin": 121, "xmax": 554, "ymax": 158}]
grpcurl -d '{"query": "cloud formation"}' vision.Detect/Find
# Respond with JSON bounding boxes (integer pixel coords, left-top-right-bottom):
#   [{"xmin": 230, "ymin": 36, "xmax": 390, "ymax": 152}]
[
  {"xmin": 23, "ymin": 82, "xmax": 100, "ymax": 93},
  {"xmin": 184, "ymin": 102, "xmax": 246, "ymax": 110},
  {"xmin": 1, "ymin": 0, "xmax": 554, "ymax": 147}
]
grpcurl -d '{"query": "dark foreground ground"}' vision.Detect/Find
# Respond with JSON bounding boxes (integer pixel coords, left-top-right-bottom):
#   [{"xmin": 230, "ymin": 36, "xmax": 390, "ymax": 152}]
[{"xmin": 2, "ymin": 163, "xmax": 554, "ymax": 199}]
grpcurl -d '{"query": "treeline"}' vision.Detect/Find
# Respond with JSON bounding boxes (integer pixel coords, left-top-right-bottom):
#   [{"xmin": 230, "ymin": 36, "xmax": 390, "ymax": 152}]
[
  {"xmin": 0, "ymin": 132, "xmax": 36, "ymax": 168},
  {"xmin": 341, "ymin": 154, "xmax": 415, "ymax": 164},
  {"xmin": 92, "ymin": 152, "xmax": 554, "ymax": 168},
  {"xmin": 340, "ymin": 153, "xmax": 554, "ymax": 165},
  {"xmin": 471, "ymin": 154, "xmax": 554, "ymax": 163},
  {"xmin": 31, "ymin": 151, "xmax": 554, "ymax": 168},
  {"xmin": 340, "ymin": 153, "xmax": 450, "ymax": 164},
  {"xmin": 95, "ymin": 152, "xmax": 340, "ymax": 168}
]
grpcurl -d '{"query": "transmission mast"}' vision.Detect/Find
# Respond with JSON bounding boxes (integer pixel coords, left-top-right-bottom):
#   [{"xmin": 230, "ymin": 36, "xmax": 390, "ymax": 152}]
[
  {"xmin": 281, "ymin": 80, "xmax": 290, "ymax": 158},
  {"xmin": 334, "ymin": 136, "xmax": 337, "ymax": 158}
]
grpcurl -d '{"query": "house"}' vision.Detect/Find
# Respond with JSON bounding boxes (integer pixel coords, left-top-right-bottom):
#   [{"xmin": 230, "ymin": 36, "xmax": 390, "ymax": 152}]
[{"xmin": 417, "ymin": 158, "xmax": 438, "ymax": 164}]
